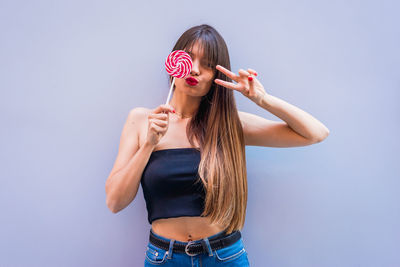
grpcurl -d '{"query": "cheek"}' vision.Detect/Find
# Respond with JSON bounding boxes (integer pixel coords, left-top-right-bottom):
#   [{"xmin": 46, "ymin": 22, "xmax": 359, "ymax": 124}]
[{"xmin": 206, "ymin": 74, "xmax": 215, "ymax": 84}]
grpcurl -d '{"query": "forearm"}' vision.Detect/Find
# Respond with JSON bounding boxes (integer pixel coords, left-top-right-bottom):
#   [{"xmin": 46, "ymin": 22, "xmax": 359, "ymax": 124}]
[
  {"xmin": 106, "ymin": 142, "xmax": 155, "ymax": 213},
  {"xmin": 258, "ymin": 93, "xmax": 330, "ymax": 141}
]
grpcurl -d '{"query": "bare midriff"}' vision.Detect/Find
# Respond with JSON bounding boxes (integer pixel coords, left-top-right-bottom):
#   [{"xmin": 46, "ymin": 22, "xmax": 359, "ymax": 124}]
[{"xmin": 151, "ymin": 216, "xmax": 226, "ymax": 242}]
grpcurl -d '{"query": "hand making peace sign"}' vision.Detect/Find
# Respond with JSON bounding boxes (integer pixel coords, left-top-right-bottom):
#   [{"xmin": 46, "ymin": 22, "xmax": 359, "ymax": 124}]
[{"xmin": 214, "ymin": 65, "xmax": 268, "ymax": 106}]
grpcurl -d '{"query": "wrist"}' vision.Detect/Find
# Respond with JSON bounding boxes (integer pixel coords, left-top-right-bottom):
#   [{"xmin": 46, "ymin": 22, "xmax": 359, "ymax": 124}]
[
  {"xmin": 257, "ymin": 92, "xmax": 271, "ymax": 108},
  {"xmin": 143, "ymin": 141, "xmax": 156, "ymax": 151}
]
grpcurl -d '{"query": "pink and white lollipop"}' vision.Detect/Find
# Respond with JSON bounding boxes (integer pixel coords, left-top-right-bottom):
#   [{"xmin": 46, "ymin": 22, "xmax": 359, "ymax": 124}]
[{"xmin": 164, "ymin": 50, "xmax": 193, "ymax": 104}]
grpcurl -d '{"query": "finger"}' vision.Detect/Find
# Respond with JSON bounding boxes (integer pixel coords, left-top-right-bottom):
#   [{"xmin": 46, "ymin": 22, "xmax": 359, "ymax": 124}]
[
  {"xmin": 150, "ymin": 124, "xmax": 165, "ymax": 134},
  {"xmin": 150, "ymin": 118, "xmax": 168, "ymax": 127},
  {"xmin": 238, "ymin": 69, "xmax": 253, "ymax": 84},
  {"xmin": 149, "ymin": 113, "xmax": 168, "ymax": 120},
  {"xmin": 214, "ymin": 79, "xmax": 241, "ymax": 91},
  {"xmin": 153, "ymin": 104, "xmax": 174, "ymax": 114},
  {"xmin": 216, "ymin": 65, "xmax": 239, "ymax": 82},
  {"xmin": 247, "ymin": 68, "xmax": 258, "ymax": 76},
  {"xmin": 238, "ymin": 69, "xmax": 250, "ymax": 78}
]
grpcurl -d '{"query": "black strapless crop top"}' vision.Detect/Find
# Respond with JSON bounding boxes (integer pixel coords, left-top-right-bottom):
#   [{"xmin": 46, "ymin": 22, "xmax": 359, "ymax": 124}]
[{"xmin": 140, "ymin": 148, "xmax": 206, "ymax": 224}]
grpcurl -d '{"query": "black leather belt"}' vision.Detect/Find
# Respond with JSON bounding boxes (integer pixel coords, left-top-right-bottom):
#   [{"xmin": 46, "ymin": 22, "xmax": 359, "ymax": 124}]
[{"xmin": 149, "ymin": 229, "xmax": 241, "ymax": 256}]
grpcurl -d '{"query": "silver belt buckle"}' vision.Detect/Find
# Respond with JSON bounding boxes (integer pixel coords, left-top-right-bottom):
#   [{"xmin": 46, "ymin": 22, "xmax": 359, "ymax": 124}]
[{"xmin": 185, "ymin": 240, "xmax": 199, "ymax": 256}]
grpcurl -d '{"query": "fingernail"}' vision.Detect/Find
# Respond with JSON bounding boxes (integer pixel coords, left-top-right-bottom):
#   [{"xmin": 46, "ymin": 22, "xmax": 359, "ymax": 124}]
[
  {"xmin": 248, "ymin": 76, "xmax": 253, "ymax": 81},
  {"xmin": 254, "ymin": 72, "xmax": 258, "ymax": 76},
  {"xmin": 173, "ymin": 110, "xmax": 176, "ymax": 113}
]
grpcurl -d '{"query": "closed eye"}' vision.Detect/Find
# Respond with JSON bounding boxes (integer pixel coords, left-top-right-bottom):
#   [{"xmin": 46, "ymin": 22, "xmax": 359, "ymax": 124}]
[{"xmin": 202, "ymin": 61, "xmax": 213, "ymax": 68}]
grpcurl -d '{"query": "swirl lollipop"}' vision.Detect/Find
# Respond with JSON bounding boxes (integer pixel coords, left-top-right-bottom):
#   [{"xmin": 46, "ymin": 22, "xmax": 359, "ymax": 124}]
[{"xmin": 164, "ymin": 50, "xmax": 193, "ymax": 104}]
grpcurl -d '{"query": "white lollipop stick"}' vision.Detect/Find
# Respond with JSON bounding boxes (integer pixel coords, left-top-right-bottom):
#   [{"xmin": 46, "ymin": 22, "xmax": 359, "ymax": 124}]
[{"xmin": 165, "ymin": 76, "xmax": 175, "ymax": 105}]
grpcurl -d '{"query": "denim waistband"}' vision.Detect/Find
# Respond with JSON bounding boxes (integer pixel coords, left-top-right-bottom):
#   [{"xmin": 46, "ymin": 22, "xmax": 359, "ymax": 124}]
[{"xmin": 149, "ymin": 228, "xmax": 228, "ymax": 245}]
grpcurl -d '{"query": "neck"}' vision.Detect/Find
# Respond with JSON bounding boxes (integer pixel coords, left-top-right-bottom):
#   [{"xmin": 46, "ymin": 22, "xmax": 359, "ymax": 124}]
[{"xmin": 169, "ymin": 88, "xmax": 201, "ymax": 119}]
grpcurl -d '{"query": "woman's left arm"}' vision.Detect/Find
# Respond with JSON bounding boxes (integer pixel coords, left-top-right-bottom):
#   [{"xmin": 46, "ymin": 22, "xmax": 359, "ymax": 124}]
[
  {"xmin": 257, "ymin": 93, "xmax": 330, "ymax": 142},
  {"xmin": 214, "ymin": 65, "xmax": 330, "ymax": 143}
]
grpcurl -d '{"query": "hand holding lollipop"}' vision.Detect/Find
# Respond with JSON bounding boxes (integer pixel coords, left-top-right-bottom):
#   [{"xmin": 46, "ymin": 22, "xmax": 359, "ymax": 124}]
[{"xmin": 164, "ymin": 50, "xmax": 193, "ymax": 104}]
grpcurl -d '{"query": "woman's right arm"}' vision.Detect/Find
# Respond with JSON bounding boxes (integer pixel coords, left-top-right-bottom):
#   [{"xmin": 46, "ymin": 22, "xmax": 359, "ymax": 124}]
[
  {"xmin": 105, "ymin": 107, "xmax": 154, "ymax": 213},
  {"xmin": 105, "ymin": 104, "xmax": 174, "ymax": 213}
]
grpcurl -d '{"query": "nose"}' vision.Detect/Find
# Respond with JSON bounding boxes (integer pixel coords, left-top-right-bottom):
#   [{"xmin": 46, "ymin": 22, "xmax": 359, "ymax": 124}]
[{"xmin": 190, "ymin": 58, "xmax": 200, "ymax": 76}]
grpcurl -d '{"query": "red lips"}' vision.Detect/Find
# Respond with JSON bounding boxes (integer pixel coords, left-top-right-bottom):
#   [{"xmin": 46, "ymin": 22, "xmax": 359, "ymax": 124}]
[{"xmin": 185, "ymin": 77, "xmax": 198, "ymax": 85}]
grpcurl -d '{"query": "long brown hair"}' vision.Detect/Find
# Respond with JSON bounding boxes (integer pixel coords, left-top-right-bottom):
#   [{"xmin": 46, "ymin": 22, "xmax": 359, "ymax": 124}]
[{"xmin": 168, "ymin": 24, "xmax": 247, "ymax": 235}]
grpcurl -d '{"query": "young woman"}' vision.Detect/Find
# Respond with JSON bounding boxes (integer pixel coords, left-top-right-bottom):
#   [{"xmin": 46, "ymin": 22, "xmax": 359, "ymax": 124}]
[{"xmin": 105, "ymin": 24, "xmax": 329, "ymax": 266}]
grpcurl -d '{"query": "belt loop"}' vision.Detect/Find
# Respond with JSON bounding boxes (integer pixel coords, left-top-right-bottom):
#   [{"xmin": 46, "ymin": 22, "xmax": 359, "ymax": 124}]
[
  {"xmin": 167, "ymin": 239, "xmax": 175, "ymax": 259},
  {"xmin": 202, "ymin": 237, "xmax": 213, "ymax": 257}
]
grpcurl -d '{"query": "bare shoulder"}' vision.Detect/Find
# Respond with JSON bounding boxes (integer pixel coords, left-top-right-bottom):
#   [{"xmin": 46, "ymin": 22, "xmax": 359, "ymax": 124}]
[
  {"xmin": 128, "ymin": 106, "xmax": 150, "ymax": 120},
  {"xmin": 127, "ymin": 107, "xmax": 151, "ymax": 131},
  {"xmin": 129, "ymin": 106, "xmax": 150, "ymax": 116},
  {"xmin": 128, "ymin": 107, "xmax": 151, "ymax": 144},
  {"xmin": 122, "ymin": 106, "xmax": 150, "ymax": 144}
]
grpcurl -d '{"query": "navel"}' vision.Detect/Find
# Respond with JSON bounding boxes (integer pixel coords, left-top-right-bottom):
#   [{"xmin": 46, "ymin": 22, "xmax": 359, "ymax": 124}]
[{"xmin": 187, "ymin": 234, "xmax": 193, "ymax": 241}]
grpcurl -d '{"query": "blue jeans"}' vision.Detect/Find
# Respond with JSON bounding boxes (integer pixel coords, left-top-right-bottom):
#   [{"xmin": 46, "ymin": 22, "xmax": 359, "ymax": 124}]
[{"xmin": 144, "ymin": 229, "xmax": 250, "ymax": 266}]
